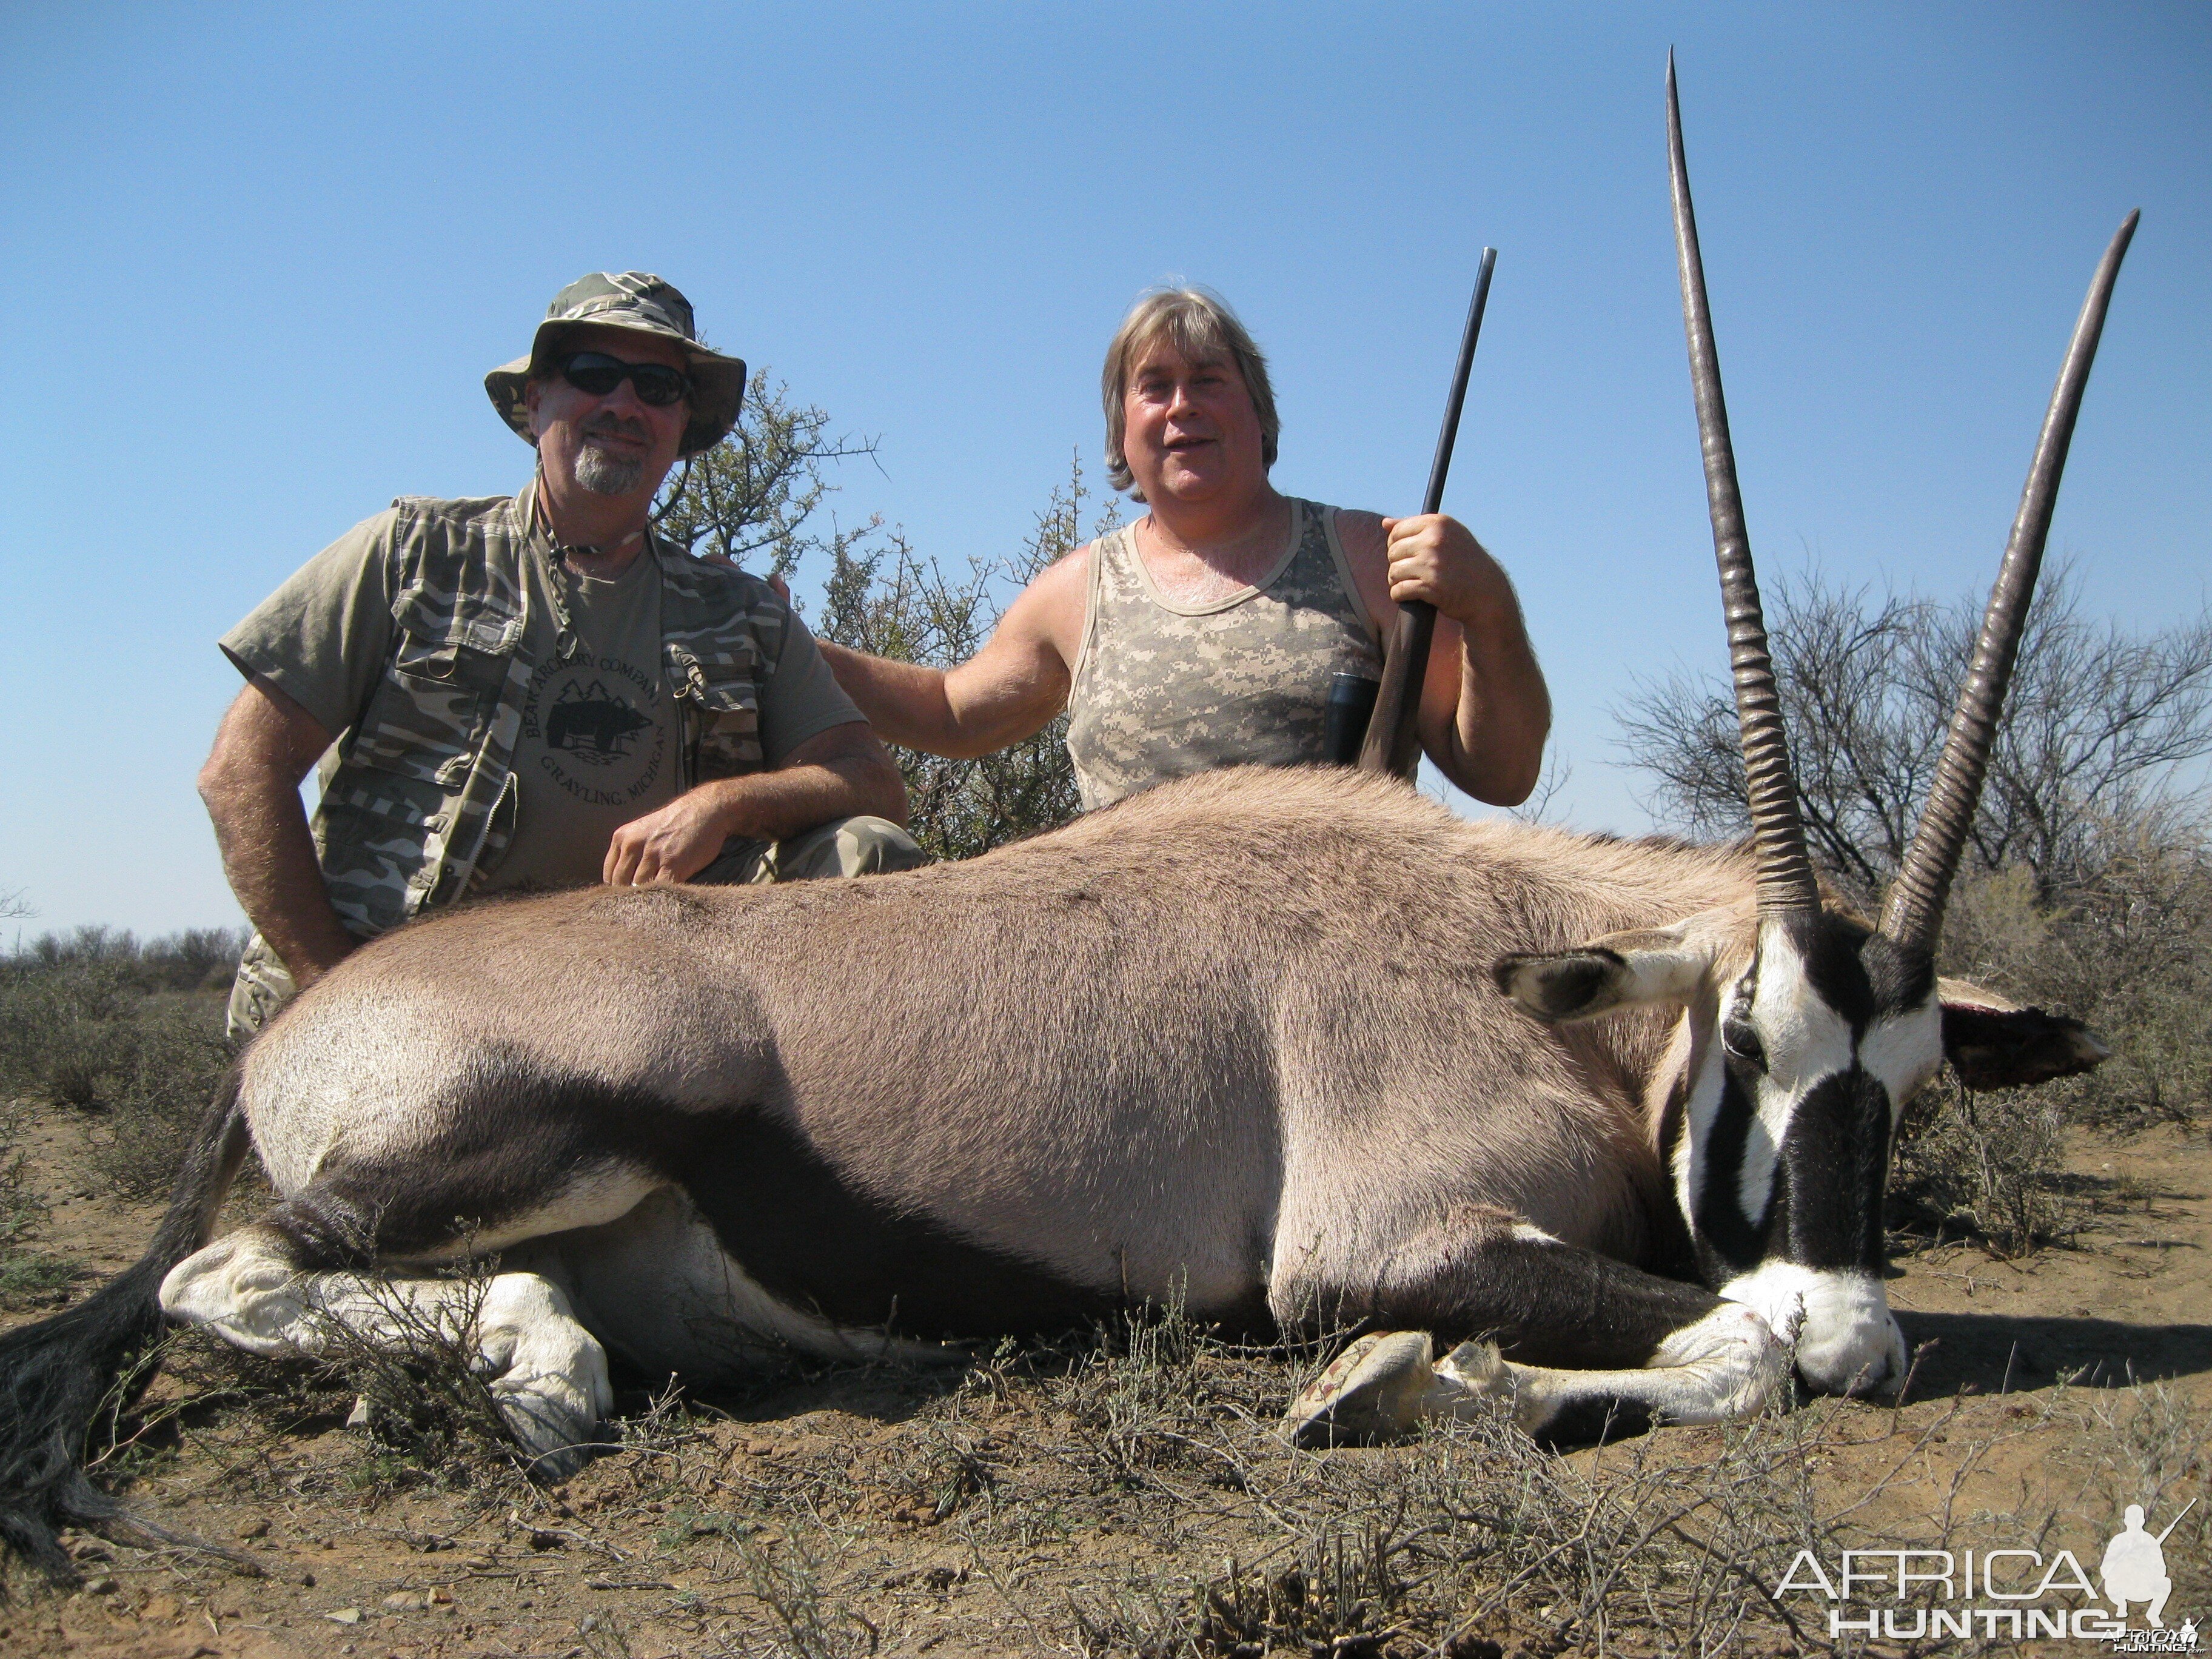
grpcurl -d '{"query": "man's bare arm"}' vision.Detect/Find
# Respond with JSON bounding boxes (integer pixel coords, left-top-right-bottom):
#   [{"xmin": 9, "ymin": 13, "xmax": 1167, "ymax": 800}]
[
  {"xmin": 199, "ymin": 679, "xmax": 358, "ymax": 987},
  {"xmin": 1419, "ymin": 603, "xmax": 1550, "ymax": 806},
  {"xmin": 813, "ymin": 551, "xmax": 1087, "ymax": 759},
  {"xmin": 603, "ymin": 720, "xmax": 909, "ymax": 886}
]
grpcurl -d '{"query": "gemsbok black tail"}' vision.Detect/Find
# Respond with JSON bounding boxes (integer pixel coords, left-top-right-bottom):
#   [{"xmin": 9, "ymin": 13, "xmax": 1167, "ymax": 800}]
[{"xmin": 0, "ymin": 1066, "xmax": 252, "ymax": 1583}]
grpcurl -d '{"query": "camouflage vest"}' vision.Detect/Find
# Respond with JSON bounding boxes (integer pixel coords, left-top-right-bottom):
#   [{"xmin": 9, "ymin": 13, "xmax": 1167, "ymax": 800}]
[
  {"xmin": 1064, "ymin": 498, "xmax": 1384, "ymax": 811},
  {"xmin": 309, "ymin": 489, "xmax": 787, "ymax": 940}
]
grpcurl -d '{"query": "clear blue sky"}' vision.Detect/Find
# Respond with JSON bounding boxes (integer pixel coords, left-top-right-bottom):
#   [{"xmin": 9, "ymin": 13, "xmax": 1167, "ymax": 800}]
[{"xmin": 2, "ymin": 3, "xmax": 2205, "ymax": 937}]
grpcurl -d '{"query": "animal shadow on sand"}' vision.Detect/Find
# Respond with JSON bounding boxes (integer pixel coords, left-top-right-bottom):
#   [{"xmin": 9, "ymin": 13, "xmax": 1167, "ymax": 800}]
[
  {"xmin": 1894, "ymin": 1311, "xmax": 2212, "ymax": 1398},
  {"xmin": 603, "ymin": 1336, "xmax": 1030, "ymax": 1433}
]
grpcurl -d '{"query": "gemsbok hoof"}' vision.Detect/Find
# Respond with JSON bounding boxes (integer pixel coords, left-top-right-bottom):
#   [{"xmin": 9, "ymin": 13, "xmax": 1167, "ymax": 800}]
[{"xmin": 1284, "ymin": 1331, "xmax": 1441, "ymax": 1447}]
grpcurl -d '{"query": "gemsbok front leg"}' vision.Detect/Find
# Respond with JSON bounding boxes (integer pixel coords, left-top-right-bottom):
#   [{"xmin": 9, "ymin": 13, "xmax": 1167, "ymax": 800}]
[{"xmin": 1280, "ymin": 1213, "xmax": 1791, "ymax": 1447}]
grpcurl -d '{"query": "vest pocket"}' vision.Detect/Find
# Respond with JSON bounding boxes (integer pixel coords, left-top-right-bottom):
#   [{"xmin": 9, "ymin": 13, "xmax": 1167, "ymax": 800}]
[
  {"xmin": 315, "ymin": 585, "xmax": 523, "ymax": 934},
  {"xmin": 695, "ymin": 701, "xmax": 763, "ymax": 774},
  {"xmin": 669, "ymin": 643, "xmax": 766, "ymax": 777},
  {"xmin": 349, "ymin": 651, "xmax": 488, "ymax": 780},
  {"xmin": 313, "ymin": 771, "xmax": 450, "ymax": 936},
  {"xmin": 349, "ymin": 584, "xmax": 518, "ymax": 782}
]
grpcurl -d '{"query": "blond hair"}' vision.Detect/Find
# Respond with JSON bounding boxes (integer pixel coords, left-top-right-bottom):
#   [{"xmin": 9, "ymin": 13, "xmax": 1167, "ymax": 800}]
[{"xmin": 1101, "ymin": 288, "xmax": 1279, "ymax": 498}]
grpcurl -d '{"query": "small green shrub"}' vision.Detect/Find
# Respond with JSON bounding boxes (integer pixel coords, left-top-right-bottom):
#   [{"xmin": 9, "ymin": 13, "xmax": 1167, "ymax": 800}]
[
  {"xmin": 1892, "ymin": 1073, "xmax": 2083, "ymax": 1255},
  {"xmin": 0, "ymin": 1102, "xmax": 82, "ymax": 1308},
  {"xmin": 0, "ymin": 959, "xmax": 138, "ymax": 1106},
  {"xmin": 1942, "ymin": 829, "xmax": 2212, "ymax": 1131},
  {"xmin": 0, "ymin": 1106, "xmax": 38, "ymax": 1248},
  {"xmin": 0, "ymin": 1250, "xmax": 79, "ymax": 1309},
  {"xmin": 87, "ymin": 996, "xmax": 233, "ymax": 1199},
  {"xmin": 16, "ymin": 924, "xmax": 248, "ymax": 994},
  {"xmin": 0, "ymin": 959, "xmax": 234, "ymax": 1199},
  {"xmin": 1894, "ymin": 823, "xmax": 2212, "ymax": 1255}
]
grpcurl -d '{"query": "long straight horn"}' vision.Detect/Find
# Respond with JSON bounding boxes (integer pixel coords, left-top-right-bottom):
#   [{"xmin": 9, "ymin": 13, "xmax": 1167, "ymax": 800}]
[
  {"xmin": 1879, "ymin": 210, "xmax": 2140, "ymax": 953},
  {"xmin": 1667, "ymin": 53, "xmax": 1821, "ymax": 918}
]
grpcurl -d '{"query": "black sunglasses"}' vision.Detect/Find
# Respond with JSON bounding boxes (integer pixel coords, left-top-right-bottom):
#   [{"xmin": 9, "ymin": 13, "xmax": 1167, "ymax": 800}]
[{"xmin": 557, "ymin": 350, "xmax": 692, "ymax": 407}]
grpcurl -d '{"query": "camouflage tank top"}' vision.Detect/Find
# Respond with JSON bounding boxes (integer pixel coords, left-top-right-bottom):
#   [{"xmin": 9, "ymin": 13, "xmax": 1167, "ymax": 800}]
[{"xmin": 1064, "ymin": 498, "xmax": 1385, "ymax": 811}]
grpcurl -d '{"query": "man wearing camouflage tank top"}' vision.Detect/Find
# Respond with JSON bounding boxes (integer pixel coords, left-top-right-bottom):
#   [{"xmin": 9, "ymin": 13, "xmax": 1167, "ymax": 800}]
[
  {"xmin": 814, "ymin": 287, "xmax": 1549, "ymax": 811},
  {"xmin": 201, "ymin": 273, "xmax": 923, "ymax": 1038}
]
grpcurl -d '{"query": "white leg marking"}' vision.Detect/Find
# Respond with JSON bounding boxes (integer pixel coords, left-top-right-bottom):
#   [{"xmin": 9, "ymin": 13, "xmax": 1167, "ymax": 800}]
[
  {"xmin": 1430, "ymin": 1302, "xmax": 1788, "ymax": 1433},
  {"xmin": 161, "ymin": 1228, "xmax": 611, "ymax": 1468},
  {"xmin": 1285, "ymin": 1305, "xmax": 1789, "ymax": 1445}
]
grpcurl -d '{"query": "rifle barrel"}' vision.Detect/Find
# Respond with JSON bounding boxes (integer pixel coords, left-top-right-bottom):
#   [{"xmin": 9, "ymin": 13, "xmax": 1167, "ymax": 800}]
[
  {"xmin": 1358, "ymin": 246, "xmax": 1498, "ymax": 778},
  {"xmin": 2154, "ymin": 1496, "xmax": 2199, "ymax": 1544}
]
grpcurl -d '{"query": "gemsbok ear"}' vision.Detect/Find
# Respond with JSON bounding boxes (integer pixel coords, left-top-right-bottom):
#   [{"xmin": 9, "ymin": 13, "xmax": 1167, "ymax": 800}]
[
  {"xmin": 1493, "ymin": 925, "xmax": 1718, "ymax": 1024},
  {"xmin": 1939, "ymin": 980, "xmax": 2111, "ymax": 1090},
  {"xmin": 1493, "ymin": 949, "xmax": 1633, "ymax": 1022}
]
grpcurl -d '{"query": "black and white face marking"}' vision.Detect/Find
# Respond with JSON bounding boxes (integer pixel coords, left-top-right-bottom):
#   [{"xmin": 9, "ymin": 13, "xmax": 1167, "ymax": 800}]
[{"xmin": 1671, "ymin": 914, "xmax": 1942, "ymax": 1394}]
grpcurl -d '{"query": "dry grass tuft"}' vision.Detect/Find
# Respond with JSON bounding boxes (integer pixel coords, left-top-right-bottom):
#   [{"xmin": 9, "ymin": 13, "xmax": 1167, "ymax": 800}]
[{"xmin": 295, "ymin": 1261, "xmax": 543, "ymax": 1496}]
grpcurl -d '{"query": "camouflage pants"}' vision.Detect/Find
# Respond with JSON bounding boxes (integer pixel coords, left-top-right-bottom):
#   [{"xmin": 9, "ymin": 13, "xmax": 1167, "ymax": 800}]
[
  {"xmin": 226, "ymin": 815, "xmax": 929, "ymax": 1041},
  {"xmin": 689, "ymin": 813, "xmax": 928, "ymax": 886}
]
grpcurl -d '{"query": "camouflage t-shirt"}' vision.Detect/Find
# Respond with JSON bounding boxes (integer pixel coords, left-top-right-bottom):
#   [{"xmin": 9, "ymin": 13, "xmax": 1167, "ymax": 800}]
[
  {"xmin": 221, "ymin": 485, "xmax": 862, "ymax": 893},
  {"xmin": 1063, "ymin": 498, "xmax": 1386, "ymax": 811}
]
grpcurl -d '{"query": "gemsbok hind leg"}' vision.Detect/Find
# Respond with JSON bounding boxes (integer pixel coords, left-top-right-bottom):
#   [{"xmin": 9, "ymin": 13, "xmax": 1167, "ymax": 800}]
[
  {"xmin": 1281, "ymin": 1212, "xmax": 1790, "ymax": 1446},
  {"xmin": 159, "ymin": 1170, "xmax": 641, "ymax": 1475}
]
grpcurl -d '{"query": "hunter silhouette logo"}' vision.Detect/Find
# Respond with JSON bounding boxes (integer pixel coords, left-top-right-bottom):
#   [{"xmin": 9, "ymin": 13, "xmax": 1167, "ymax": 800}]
[
  {"xmin": 546, "ymin": 680, "xmax": 652, "ymax": 766},
  {"xmin": 2105, "ymin": 1500, "xmax": 2196, "ymax": 1631},
  {"xmin": 1775, "ymin": 1496, "xmax": 2199, "ymax": 1645}
]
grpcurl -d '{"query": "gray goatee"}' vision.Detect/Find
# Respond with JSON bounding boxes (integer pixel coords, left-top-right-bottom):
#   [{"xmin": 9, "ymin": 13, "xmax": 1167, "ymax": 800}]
[
  {"xmin": 575, "ymin": 440, "xmax": 645, "ymax": 497},
  {"xmin": 573, "ymin": 412, "xmax": 651, "ymax": 495}
]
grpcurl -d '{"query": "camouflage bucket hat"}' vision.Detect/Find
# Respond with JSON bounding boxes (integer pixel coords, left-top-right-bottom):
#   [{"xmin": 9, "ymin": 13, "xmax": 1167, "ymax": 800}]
[{"xmin": 485, "ymin": 272, "xmax": 746, "ymax": 458}]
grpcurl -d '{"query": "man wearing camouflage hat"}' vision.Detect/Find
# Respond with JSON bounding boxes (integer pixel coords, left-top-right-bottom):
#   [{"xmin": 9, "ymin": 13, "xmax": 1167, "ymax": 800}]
[{"xmin": 201, "ymin": 272, "xmax": 923, "ymax": 1038}]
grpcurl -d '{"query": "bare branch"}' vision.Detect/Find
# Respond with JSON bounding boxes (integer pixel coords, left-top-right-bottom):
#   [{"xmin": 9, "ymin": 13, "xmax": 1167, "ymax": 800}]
[
  {"xmin": 1615, "ymin": 563, "xmax": 2212, "ymax": 905},
  {"xmin": 652, "ymin": 371, "xmax": 880, "ymax": 574},
  {"xmin": 811, "ymin": 449, "xmax": 1108, "ymax": 860}
]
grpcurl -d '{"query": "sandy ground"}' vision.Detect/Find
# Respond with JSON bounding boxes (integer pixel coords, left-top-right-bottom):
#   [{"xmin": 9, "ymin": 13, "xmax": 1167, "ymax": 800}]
[{"xmin": 2, "ymin": 1108, "xmax": 2207, "ymax": 1658}]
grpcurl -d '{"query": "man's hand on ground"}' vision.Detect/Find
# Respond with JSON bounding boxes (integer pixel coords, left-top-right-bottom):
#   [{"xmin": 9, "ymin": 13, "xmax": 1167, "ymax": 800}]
[{"xmin": 604, "ymin": 791, "xmax": 732, "ymax": 886}]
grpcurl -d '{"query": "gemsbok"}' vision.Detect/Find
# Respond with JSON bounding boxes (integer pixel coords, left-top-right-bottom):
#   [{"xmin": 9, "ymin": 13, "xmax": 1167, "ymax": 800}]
[{"xmin": 0, "ymin": 64, "xmax": 2128, "ymax": 1581}]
